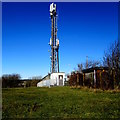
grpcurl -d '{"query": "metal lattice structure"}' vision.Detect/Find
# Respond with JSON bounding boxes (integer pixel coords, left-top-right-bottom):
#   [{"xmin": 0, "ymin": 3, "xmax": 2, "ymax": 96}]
[{"xmin": 49, "ymin": 3, "xmax": 59, "ymax": 73}]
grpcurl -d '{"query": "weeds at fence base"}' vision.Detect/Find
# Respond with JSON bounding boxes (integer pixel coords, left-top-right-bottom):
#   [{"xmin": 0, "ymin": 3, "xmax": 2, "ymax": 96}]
[{"xmin": 70, "ymin": 86, "xmax": 120, "ymax": 93}]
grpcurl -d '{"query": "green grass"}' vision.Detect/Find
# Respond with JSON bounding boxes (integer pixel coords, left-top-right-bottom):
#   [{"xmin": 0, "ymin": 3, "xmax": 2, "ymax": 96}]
[{"xmin": 2, "ymin": 87, "xmax": 120, "ymax": 119}]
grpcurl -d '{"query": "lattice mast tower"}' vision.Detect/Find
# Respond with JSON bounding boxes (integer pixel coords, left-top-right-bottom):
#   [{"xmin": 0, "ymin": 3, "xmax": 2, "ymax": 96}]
[{"xmin": 49, "ymin": 3, "xmax": 59, "ymax": 73}]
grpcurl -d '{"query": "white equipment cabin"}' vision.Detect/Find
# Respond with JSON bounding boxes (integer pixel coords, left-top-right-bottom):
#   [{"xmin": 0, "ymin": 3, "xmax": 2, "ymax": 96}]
[{"xmin": 37, "ymin": 72, "xmax": 65, "ymax": 87}]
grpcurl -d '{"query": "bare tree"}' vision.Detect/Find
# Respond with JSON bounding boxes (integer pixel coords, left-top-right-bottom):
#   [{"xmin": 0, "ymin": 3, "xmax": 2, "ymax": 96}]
[
  {"xmin": 31, "ymin": 76, "xmax": 42, "ymax": 80},
  {"xmin": 2, "ymin": 74, "xmax": 21, "ymax": 88},
  {"xmin": 78, "ymin": 63, "xmax": 83, "ymax": 72},
  {"xmin": 103, "ymin": 40, "xmax": 120, "ymax": 86},
  {"xmin": 77, "ymin": 59, "xmax": 101, "ymax": 73},
  {"xmin": 87, "ymin": 60, "xmax": 102, "ymax": 68}
]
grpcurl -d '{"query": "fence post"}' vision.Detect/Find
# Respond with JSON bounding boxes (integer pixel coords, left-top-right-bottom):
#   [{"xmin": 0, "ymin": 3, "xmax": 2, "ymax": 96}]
[
  {"xmin": 94, "ymin": 69, "xmax": 96, "ymax": 88},
  {"xmin": 83, "ymin": 73, "xmax": 85, "ymax": 86}
]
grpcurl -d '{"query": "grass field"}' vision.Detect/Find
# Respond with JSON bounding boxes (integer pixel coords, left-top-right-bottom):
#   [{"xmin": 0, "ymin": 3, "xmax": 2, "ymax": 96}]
[{"xmin": 2, "ymin": 87, "xmax": 120, "ymax": 119}]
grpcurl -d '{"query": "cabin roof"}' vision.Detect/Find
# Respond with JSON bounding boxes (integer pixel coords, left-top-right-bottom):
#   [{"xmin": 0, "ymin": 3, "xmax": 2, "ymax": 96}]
[{"xmin": 82, "ymin": 67, "xmax": 109, "ymax": 73}]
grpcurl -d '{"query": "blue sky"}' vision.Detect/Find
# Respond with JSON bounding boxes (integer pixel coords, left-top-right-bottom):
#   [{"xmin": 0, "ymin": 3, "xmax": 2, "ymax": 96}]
[{"xmin": 2, "ymin": 2, "xmax": 118, "ymax": 78}]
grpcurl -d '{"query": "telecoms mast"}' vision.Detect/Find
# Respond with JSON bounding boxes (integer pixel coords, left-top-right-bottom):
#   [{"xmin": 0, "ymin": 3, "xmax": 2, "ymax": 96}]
[{"xmin": 49, "ymin": 3, "xmax": 59, "ymax": 73}]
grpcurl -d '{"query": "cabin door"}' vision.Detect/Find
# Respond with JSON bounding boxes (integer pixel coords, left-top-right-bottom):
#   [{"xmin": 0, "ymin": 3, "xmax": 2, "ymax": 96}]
[{"xmin": 59, "ymin": 75, "xmax": 63, "ymax": 86}]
